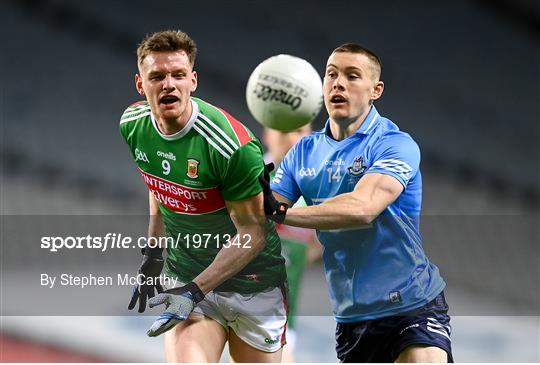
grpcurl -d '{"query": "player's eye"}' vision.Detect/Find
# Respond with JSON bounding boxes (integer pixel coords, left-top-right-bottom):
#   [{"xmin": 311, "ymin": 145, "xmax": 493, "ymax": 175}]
[
  {"xmin": 326, "ymin": 71, "xmax": 337, "ymax": 78},
  {"xmin": 348, "ymin": 73, "xmax": 360, "ymax": 80}
]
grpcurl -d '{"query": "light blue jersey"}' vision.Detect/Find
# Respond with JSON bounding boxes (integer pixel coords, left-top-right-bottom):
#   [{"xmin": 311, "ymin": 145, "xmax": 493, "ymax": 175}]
[{"xmin": 271, "ymin": 106, "xmax": 445, "ymax": 322}]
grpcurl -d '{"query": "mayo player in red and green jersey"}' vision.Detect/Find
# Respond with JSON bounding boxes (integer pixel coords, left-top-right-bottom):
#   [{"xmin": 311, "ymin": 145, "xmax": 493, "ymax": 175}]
[{"xmin": 119, "ymin": 30, "xmax": 287, "ymax": 363}]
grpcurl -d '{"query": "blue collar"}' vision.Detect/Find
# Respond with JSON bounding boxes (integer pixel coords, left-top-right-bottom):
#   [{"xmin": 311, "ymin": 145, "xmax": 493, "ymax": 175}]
[{"xmin": 320, "ymin": 105, "xmax": 380, "ymax": 137}]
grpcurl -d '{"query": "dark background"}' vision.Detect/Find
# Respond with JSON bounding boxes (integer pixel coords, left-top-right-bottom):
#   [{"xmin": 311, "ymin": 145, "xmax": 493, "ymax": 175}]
[{"xmin": 1, "ymin": 0, "xmax": 539, "ymax": 362}]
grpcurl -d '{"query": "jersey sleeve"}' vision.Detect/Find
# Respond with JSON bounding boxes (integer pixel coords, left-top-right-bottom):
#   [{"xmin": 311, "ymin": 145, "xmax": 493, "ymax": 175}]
[
  {"xmin": 119, "ymin": 101, "xmax": 148, "ymax": 147},
  {"xmin": 119, "ymin": 108, "xmax": 130, "ymax": 143},
  {"xmin": 220, "ymin": 140, "xmax": 264, "ymax": 201},
  {"xmin": 270, "ymin": 143, "xmax": 302, "ymax": 203},
  {"xmin": 365, "ymin": 132, "xmax": 420, "ymax": 188}
]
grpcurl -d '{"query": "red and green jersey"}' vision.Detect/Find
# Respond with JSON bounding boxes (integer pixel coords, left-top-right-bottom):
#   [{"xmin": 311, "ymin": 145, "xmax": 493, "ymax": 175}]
[{"xmin": 119, "ymin": 97, "xmax": 286, "ymax": 293}]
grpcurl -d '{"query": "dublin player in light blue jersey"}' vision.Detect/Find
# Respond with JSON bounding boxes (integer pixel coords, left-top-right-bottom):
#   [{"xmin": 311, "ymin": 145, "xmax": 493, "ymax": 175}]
[{"xmin": 261, "ymin": 44, "xmax": 453, "ymax": 362}]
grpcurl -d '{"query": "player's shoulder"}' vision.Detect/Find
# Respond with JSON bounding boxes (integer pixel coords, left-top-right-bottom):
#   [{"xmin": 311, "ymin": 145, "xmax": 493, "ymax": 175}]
[
  {"xmin": 377, "ymin": 117, "xmax": 416, "ymax": 144},
  {"xmin": 295, "ymin": 130, "xmax": 320, "ymax": 150},
  {"xmin": 193, "ymin": 97, "xmax": 255, "ymax": 146},
  {"xmin": 192, "ymin": 97, "xmax": 258, "ymax": 159},
  {"xmin": 119, "ymin": 100, "xmax": 151, "ymax": 126},
  {"xmin": 374, "ymin": 116, "xmax": 418, "ymax": 147}
]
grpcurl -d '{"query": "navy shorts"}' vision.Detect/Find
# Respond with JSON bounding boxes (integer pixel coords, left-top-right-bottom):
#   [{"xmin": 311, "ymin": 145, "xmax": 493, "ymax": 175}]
[{"xmin": 335, "ymin": 291, "xmax": 453, "ymax": 363}]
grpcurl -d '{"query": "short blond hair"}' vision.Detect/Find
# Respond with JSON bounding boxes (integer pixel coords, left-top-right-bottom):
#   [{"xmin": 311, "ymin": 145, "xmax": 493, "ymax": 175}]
[{"xmin": 137, "ymin": 30, "xmax": 197, "ymax": 67}]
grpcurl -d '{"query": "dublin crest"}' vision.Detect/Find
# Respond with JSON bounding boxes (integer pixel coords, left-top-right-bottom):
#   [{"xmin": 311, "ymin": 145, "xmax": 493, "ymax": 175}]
[{"xmin": 348, "ymin": 156, "xmax": 366, "ymax": 176}]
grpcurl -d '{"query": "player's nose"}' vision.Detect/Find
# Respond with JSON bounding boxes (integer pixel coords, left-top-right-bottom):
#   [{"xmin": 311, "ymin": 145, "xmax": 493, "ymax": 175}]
[
  {"xmin": 162, "ymin": 75, "xmax": 175, "ymax": 91},
  {"xmin": 332, "ymin": 74, "xmax": 345, "ymax": 90}
]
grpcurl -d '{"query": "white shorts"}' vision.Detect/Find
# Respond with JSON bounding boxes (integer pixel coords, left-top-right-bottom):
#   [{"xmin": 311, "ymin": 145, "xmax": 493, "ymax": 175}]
[{"xmin": 164, "ymin": 280, "xmax": 288, "ymax": 352}]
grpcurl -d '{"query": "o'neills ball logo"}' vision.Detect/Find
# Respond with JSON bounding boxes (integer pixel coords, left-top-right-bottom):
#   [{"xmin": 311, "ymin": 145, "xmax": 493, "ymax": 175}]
[{"xmin": 187, "ymin": 159, "xmax": 199, "ymax": 179}]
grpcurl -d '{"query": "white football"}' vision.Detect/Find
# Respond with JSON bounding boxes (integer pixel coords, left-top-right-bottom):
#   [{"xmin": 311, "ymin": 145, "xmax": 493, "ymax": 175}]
[{"xmin": 246, "ymin": 54, "xmax": 323, "ymax": 132}]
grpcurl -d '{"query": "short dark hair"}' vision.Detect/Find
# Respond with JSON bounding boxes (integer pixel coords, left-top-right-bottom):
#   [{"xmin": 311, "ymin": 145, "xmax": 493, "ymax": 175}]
[
  {"xmin": 332, "ymin": 43, "xmax": 382, "ymax": 80},
  {"xmin": 137, "ymin": 30, "xmax": 197, "ymax": 67}
]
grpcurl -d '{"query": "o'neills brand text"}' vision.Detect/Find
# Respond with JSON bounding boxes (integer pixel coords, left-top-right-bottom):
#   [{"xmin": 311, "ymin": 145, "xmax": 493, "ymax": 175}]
[{"xmin": 157, "ymin": 150, "xmax": 176, "ymax": 161}]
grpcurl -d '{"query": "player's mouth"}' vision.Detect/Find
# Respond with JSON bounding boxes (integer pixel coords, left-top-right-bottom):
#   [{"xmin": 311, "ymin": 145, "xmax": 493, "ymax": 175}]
[
  {"xmin": 159, "ymin": 95, "xmax": 180, "ymax": 106},
  {"xmin": 330, "ymin": 94, "xmax": 347, "ymax": 106}
]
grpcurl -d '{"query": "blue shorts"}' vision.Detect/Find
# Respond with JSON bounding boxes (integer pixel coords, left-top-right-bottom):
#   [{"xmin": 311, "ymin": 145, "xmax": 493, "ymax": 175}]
[{"xmin": 335, "ymin": 291, "xmax": 453, "ymax": 362}]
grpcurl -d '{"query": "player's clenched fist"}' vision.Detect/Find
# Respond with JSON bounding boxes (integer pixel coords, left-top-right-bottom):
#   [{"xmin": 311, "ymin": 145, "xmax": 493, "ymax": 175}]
[{"xmin": 258, "ymin": 163, "xmax": 288, "ymax": 224}]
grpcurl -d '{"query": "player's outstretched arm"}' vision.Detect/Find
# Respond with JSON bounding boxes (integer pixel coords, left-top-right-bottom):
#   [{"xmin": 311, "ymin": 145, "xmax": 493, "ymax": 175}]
[
  {"xmin": 145, "ymin": 193, "xmax": 268, "ymax": 336},
  {"xmin": 283, "ymin": 173, "xmax": 403, "ymax": 230},
  {"xmin": 145, "ymin": 192, "xmax": 268, "ymax": 337},
  {"xmin": 191, "ymin": 193, "xmax": 268, "ymax": 294}
]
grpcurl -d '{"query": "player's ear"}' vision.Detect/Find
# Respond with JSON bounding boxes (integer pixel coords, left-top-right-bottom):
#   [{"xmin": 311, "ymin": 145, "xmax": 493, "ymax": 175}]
[
  {"xmin": 191, "ymin": 70, "xmax": 198, "ymax": 93},
  {"xmin": 135, "ymin": 74, "xmax": 144, "ymax": 96},
  {"xmin": 371, "ymin": 80, "xmax": 384, "ymax": 101}
]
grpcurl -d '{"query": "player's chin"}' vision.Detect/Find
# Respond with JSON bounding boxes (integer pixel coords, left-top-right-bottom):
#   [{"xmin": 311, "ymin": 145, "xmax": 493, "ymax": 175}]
[
  {"xmin": 329, "ymin": 109, "xmax": 350, "ymax": 121},
  {"xmin": 158, "ymin": 107, "xmax": 182, "ymax": 120}
]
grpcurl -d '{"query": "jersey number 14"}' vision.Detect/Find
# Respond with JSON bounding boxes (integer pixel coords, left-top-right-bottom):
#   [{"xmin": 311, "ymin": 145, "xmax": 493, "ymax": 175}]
[{"xmin": 326, "ymin": 167, "xmax": 341, "ymax": 182}]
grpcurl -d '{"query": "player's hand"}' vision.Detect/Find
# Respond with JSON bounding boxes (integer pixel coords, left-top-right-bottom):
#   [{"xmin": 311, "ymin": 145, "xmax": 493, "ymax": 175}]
[
  {"xmin": 258, "ymin": 163, "xmax": 289, "ymax": 224},
  {"xmin": 127, "ymin": 252, "xmax": 164, "ymax": 313},
  {"xmin": 146, "ymin": 282, "xmax": 205, "ymax": 337}
]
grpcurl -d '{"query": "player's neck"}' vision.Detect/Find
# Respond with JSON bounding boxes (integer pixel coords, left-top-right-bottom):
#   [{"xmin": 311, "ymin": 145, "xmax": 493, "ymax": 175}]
[
  {"xmin": 329, "ymin": 108, "xmax": 370, "ymax": 141},
  {"xmin": 156, "ymin": 119, "xmax": 184, "ymax": 135}
]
